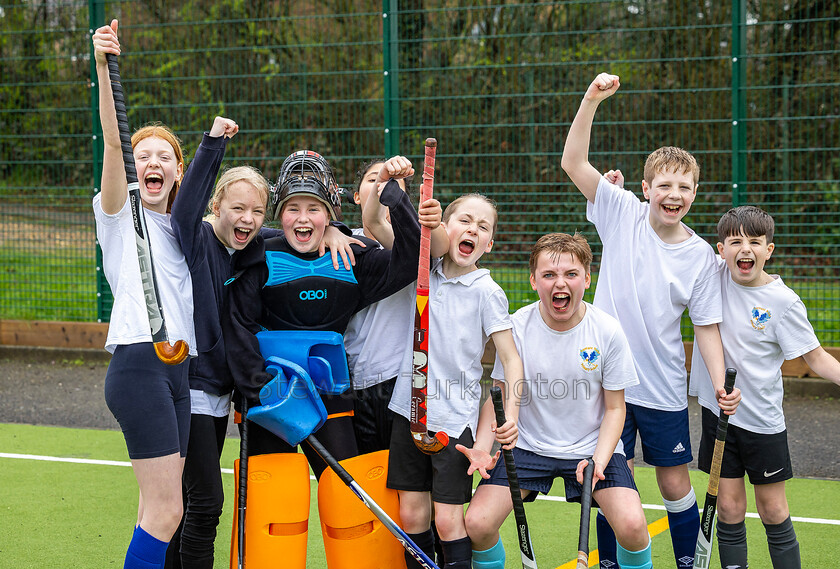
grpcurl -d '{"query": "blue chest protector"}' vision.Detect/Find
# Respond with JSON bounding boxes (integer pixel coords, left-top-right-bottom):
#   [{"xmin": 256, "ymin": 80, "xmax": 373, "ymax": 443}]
[{"xmin": 260, "ymin": 250, "xmax": 361, "ymax": 333}]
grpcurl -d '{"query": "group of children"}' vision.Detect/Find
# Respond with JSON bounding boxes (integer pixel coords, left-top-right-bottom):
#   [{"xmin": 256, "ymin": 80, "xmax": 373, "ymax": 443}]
[{"xmin": 93, "ymin": 19, "xmax": 838, "ymax": 569}]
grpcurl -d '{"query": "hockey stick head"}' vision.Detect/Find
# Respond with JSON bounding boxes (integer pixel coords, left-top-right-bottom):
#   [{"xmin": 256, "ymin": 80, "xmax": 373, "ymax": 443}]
[
  {"xmin": 412, "ymin": 431, "xmax": 450, "ymax": 455},
  {"xmin": 154, "ymin": 340, "xmax": 189, "ymax": 365}
]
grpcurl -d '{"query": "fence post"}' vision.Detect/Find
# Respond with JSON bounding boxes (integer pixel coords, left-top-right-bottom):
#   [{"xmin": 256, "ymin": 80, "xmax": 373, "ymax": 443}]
[
  {"xmin": 89, "ymin": 0, "xmax": 109, "ymax": 323},
  {"xmin": 731, "ymin": 0, "xmax": 747, "ymax": 207},
  {"xmin": 383, "ymin": 0, "xmax": 400, "ymax": 156}
]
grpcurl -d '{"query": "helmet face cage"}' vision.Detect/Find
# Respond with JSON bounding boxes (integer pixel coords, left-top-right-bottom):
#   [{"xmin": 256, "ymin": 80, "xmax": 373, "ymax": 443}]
[{"xmin": 270, "ymin": 150, "xmax": 342, "ymax": 221}]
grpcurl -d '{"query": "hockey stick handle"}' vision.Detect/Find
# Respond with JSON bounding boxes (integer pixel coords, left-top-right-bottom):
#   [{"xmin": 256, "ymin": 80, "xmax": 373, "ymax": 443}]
[
  {"xmin": 417, "ymin": 138, "xmax": 436, "ymax": 290},
  {"xmin": 410, "ymin": 137, "xmax": 448, "ymax": 455},
  {"xmin": 306, "ymin": 435, "xmax": 441, "ymax": 569},
  {"xmin": 490, "ymin": 386, "xmax": 537, "ymax": 568},
  {"xmin": 694, "ymin": 368, "xmax": 737, "ymax": 569},
  {"xmin": 237, "ymin": 400, "xmax": 249, "ymax": 569},
  {"xmin": 105, "ymin": 53, "xmax": 188, "ymax": 365},
  {"xmin": 576, "ymin": 458, "xmax": 595, "ymax": 568},
  {"xmin": 709, "ymin": 368, "xmax": 738, "ymax": 495}
]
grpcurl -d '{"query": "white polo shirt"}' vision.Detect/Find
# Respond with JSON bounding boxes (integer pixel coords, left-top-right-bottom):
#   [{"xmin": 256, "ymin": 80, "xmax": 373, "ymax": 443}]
[
  {"xmin": 93, "ymin": 193, "xmax": 197, "ymax": 356},
  {"xmin": 493, "ymin": 301, "xmax": 638, "ymax": 459},
  {"xmin": 390, "ymin": 258, "xmax": 512, "ymax": 436},
  {"xmin": 344, "ymin": 228, "xmax": 416, "ymax": 390},
  {"xmin": 690, "ymin": 262, "xmax": 819, "ymax": 434},
  {"xmin": 587, "ymin": 177, "xmax": 721, "ymax": 411}
]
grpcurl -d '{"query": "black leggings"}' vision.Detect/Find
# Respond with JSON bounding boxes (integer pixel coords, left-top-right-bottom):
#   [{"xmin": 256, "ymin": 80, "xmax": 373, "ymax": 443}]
[{"xmin": 165, "ymin": 413, "xmax": 228, "ymax": 569}]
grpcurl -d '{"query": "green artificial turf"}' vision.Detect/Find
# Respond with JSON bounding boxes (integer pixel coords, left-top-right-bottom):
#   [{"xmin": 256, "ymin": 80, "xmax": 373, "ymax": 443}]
[{"xmin": 1, "ymin": 423, "xmax": 838, "ymax": 568}]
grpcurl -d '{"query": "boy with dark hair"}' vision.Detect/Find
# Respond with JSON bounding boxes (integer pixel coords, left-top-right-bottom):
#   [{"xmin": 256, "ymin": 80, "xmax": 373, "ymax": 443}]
[
  {"xmin": 561, "ymin": 73, "xmax": 741, "ymax": 569},
  {"xmin": 465, "ymin": 232, "xmax": 653, "ymax": 569},
  {"xmin": 689, "ymin": 205, "xmax": 840, "ymax": 569}
]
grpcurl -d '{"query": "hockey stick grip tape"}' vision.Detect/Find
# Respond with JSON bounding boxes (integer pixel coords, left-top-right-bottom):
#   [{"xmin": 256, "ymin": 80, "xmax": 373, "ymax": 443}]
[{"xmin": 105, "ymin": 54, "xmax": 137, "ymax": 185}]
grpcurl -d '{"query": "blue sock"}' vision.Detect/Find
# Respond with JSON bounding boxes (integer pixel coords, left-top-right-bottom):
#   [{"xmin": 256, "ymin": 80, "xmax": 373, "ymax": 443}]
[
  {"xmin": 124, "ymin": 526, "xmax": 169, "ymax": 569},
  {"xmin": 472, "ymin": 537, "xmax": 505, "ymax": 569},
  {"xmin": 617, "ymin": 537, "xmax": 652, "ymax": 569},
  {"xmin": 663, "ymin": 489, "xmax": 700, "ymax": 569},
  {"xmin": 596, "ymin": 510, "xmax": 618, "ymax": 569}
]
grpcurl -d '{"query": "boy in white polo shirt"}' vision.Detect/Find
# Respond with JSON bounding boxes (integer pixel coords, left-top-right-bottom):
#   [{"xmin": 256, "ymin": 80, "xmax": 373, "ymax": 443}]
[
  {"xmin": 561, "ymin": 72, "xmax": 741, "ymax": 569},
  {"xmin": 465, "ymin": 232, "xmax": 652, "ymax": 569},
  {"xmin": 690, "ymin": 206, "xmax": 840, "ymax": 569},
  {"xmin": 387, "ymin": 193, "xmax": 524, "ymax": 569}
]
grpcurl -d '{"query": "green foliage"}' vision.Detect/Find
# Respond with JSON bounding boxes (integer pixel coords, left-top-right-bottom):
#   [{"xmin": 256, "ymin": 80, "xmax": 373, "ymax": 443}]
[{"xmin": 1, "ymin": 0, "xmax": 839, "ymax": 341}]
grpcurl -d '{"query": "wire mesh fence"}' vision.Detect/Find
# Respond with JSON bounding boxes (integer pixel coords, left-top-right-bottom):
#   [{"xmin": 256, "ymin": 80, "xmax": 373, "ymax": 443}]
[{"xmin": 1, "ymin": 0, "xmax": 838, "ymax": 344}]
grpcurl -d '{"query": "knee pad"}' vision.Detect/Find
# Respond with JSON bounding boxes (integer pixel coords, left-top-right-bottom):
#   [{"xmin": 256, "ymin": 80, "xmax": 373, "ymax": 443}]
[
  {"xmin": 230, "ymin": 453, "xmax": 310, "ymax": 569},
  {"xmin": 472, "ymin": 537, "xmax": 505, "ymax": 569},
  {"xmin": 317, "ymin": 450, "xmax": 406, "ymax": 569}
]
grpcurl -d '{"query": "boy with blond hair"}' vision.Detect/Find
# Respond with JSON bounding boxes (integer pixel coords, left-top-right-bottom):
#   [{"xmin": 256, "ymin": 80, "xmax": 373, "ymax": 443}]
[
  {"xmin": 690, "ymin": 205, "xmax": 840, "ymax": 569},
  {"xmin": 561, "ymin": 73, "xmax": 740, "ymax": 569},
  {"xmin": 465, "ymin": 232, "xmax": 652, "ymax": 569}
]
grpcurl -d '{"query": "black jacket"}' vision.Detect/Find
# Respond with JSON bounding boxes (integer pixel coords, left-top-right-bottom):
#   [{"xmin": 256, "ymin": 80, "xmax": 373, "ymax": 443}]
[{"xmin": 223, "ymin": 179, "xmax": 420, "ymax": 403}]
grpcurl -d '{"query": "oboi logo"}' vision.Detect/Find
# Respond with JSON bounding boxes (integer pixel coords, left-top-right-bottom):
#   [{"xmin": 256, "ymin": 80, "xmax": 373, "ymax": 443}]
[{"xmin": 299, "ymin": 289, "xmax": 327, "ymax": 301}]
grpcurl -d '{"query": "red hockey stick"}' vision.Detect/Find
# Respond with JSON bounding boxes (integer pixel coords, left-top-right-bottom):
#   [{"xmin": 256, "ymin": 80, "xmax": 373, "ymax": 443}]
[{"xmin": 410, "ymin": 138, "xmax": 449, "ymax": 455}]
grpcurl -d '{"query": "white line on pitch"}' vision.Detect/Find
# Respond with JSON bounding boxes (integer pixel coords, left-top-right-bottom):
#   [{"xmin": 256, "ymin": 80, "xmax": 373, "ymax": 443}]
[
  {"xmin": 3, "ymin": 452, "xmax": 838, "ymax": 526},
  {"xmin": 528, "ymin": 494, "xmax": 840, "ymax": 526}
]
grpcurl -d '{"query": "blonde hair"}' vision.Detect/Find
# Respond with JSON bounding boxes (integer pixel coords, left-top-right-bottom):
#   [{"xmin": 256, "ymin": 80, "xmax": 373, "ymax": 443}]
[
  {"xmin": 131, "ymin": 123, "xmax": 184, "ymax": 213},
  {"xmin": 211, "ymin": 166, "xmax": 270, "ymax": 213},
  {"xmin": 643, "ymin": 146, "xmax": 700, "ymax": 186},
  {"xmin": 442, "ymin": 193, "xmax": 499, "ymax": 239},
  {"xmin": 529, "ymin": 232, "xmax": 592, "ymax": 275}
]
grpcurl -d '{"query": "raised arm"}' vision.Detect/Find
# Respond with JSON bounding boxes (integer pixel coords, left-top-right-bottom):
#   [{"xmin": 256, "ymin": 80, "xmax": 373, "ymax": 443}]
[
  {"xmin": 92, "ymin": 19, "xmax": 127, "ymax": 214},
  {"xmin": 170, "ymin": 117, "xmax": 237, "ymax": 264},
  {"xmin": 361, "ymin": 155, "xmax": 414, "ymax": 247},
  {"xmin": 560, "ymin": 73, "xmax": 621, "ymax": 203}
]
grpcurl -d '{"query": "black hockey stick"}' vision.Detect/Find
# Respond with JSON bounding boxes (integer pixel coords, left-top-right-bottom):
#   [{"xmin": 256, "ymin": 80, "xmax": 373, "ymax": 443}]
[
  {"xmin": 489, "ymin": 385, "xmax": 537, "ymax": 569},
  {"xmin": 576, "ymin": 458, "xmax": 595, "ymax": 568},
  {"xmin": 105, "ymin": 53, "xmax": 188, "ymax": 365},
  {"xmin": 237, "ymin": 400, "xmax": 248, "ymax": 569},
  {"xmin": 693, "ymin": 368, "xmax": 737, "ymax": 569},
  {"xmin": 305, "ymin": 435, "xmax": 441, "ymax": 569}
]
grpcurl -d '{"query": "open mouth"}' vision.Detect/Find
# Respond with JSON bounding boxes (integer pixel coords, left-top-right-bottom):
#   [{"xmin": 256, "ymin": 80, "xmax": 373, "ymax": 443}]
[
  {"xmin": 737, "ymin": 257, "xmax": 755, "ymax": 273},
  {"xmin": 662, "ymin": 204, "xmax": 681, "ymax": 215},
  {"xmin": 552, "ymin": 292, "xmax": 571, "ymax": 311},
  {"xmin": 233, "ymin": 227, "xmax": 252, "ymax": 244},
  {"xmin": 294, "ymin": 227, "xmax": 313, "ymax": 242},
  {"xmin": 458, "ymin": 239, "xmax": 475, "ymax": 255},
  {"xmin": 144, "ymin": 173, "xmax": 164, "ymax": 192}
]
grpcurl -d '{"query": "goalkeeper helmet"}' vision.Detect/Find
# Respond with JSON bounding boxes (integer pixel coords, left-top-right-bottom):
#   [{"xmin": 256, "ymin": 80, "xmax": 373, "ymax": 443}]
[{"xmin": 270, "ymin": 150, "xmax": 342, "ymax": 221}]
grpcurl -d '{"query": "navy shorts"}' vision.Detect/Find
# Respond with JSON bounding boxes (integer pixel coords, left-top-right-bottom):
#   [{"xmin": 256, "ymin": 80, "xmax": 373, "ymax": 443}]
[
  {"xmin": 386, "ymin": 414, "xmax": 474, "ymax": 505},
  {"xmin": 621, "ymin": 402, "xmax": 692, "ymax": 466},
  {"xmin": 480, "ymin": 447, "xmax": 637, "ymax": 509},
  {"xmin": 698, "ymin": 406, "xmax": 792, "ymax": 485},
  {"xmin": 104, "ymin": 343, "xmax": 190, "ymax": 459}
]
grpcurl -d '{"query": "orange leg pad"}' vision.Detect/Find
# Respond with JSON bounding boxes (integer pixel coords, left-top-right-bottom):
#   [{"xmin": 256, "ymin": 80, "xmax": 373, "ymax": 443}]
[
  {"xmin": 230, "ymin": 453, "xmax": 310, "ymax": 569},
  {"xmin": 317, "ymin": 450, "xmax": 407, "ymax": 569}
]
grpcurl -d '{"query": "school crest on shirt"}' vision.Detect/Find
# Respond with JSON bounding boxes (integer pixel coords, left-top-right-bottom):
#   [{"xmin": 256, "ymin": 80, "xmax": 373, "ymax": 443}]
[
  {"xmin": 751, "ymin": 306, "xmax": 771, "ymax": 331},
  {"xmin": 580, "ymin": 347, "xmax": 600, "ymax": 371}
]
